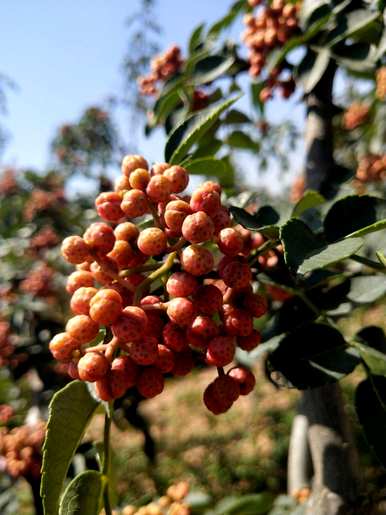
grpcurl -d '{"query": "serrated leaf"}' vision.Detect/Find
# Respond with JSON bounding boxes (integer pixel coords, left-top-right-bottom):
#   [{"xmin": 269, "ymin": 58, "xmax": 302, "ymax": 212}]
[
  {"xmin": 355, "ymin": 376, "xmax": 386, "ymax": 468},
  {"xmin": 165, "ymin": 95, "xmax": 241, "ymax": 164},
  {"xmin": 268, "ymin": 323, "xmax": 356, "ymax": 389},
  {"xmin": 41, "ymin": 381, "xmax": 99, "ymax": 515},
  {"xmin": 324, "ymin": 195, "xmax": 386, "ymax": 241},
  {"xmin": 292, "ymin": 190, "xmax": 325, "ymax": 217},
  {"xmin": 59, "ymin": 471, "xmax": 104, "ymax": 515},
  {"xmin": 348, "ymin": 276, "xmax": 386, "ymax": 304},
  {"xmin": 298, "ymin": 237, "xmax": 363, "ymax": 274}
]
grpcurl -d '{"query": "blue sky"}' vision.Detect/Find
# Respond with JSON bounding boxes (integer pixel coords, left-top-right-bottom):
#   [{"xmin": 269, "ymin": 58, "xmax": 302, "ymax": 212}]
[{"xmin": 0, "ymin": 0, "xmax": 304, "ymax": 192}]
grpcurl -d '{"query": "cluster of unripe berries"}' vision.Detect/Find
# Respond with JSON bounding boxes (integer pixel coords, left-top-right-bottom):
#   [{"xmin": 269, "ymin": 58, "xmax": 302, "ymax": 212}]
[
  {"xmin": 119, "ymin": 481, "xmax": 190, "ymax": 515},
  {"xmin": 376, "ymin": 67, "xmax": 386, "ymax": 100},
  {"xmin": 242, "ymin": 0, "xmax": 299, "ymax": 101},
  {"xmin": 343, "ymin": 102, "xmax": 369, "ymax": 130},
  {"xmin": 0, "ymin": 422, "xmax": 45, "ymax": 479},
  {"xmin": 51, "ymin": 153, "xmax": 268, "ymax": 414},
  {"xmin": 138, "ymin": 45, "xmax": 183, "ymax": 96},
  {"xmin": 355, "ymin": 154, "xmax": 386, "ymax": 185}
]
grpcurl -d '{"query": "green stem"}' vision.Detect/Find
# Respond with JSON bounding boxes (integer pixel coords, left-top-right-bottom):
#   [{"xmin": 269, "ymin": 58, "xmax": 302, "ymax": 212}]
[
  {"xmin": 102, "ymin": 407, "xmax": 112, "ymax": 515},
  {"xmin": 133, "ymin": 251, "xmax": 177, "ymax": 305},
  {"xmin": 119, "ymin": 263, "xmax": 160, "ymax": 277},
  {"xmin": 350, "ymin": 254, "xmax": 386, "ymax": 272}
]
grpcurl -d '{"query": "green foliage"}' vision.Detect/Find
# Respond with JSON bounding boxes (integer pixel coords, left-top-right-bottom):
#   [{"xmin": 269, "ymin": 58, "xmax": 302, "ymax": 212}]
[
  {"xmin": 59, "ymin": 471, "xmax": 104, "ymax": 515},
  {"xmin": 41, "ymin": 381, "xmax": 99, "ymax": 515}
]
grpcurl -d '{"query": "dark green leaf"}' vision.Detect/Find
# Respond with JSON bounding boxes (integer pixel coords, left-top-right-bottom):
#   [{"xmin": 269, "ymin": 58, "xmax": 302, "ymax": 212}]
[
  {"xmin": 356, "ymin": 326, "xmax": 386, "ymax": 353},
  {"xmin": 301, "ymin": 48, "xmax": 331, "ymax": 93},
  {"xmin": 223, "ymin": 109, "xmax": 252, "ymax": 125},
  {"xmin": 352, "ymin": 341, "xmax": 386, "ymax": 377},
  {"xmin": 230, "ymin": 205, "xmax": 280, "ymax": 238},
  {"xmin": 355, "ymin": 376, "xmax": 386, "ymax": 468},
  {"xmin": 189, "ymin": 23, "xmax": 206, "ymax": 54},
  {"xmin": 182, "ymin": 157, "xmax": 226, "ymax": 177},
  {"xmin": 280, "ymin": 219, "xmax": 321, "ymax": 271},
  {"xmin": 41, "ymin": 381, "xmax": 99, "ymax": 515},
  {"xmin": 324, "ymin": 195, "xmax": 386, "ymax": 241},
  {"xmin": 348, "ymin": 276, "xmax": 386, "ymax": 304},
  {"xmin": 59, "ymin": 471, "xmax": 104, "ymax": 515},
  {"xmin": 299, "ymin": 0, "xmax": 328, "ymax": 28},
  {"xmin": 165, "ymin": 95, "xmax": 241, "ymax": 164},
  {"xmin": 226, "ymin": 130, "xmax": 259, "ymax": 151},
  {"xmin": 207, "ymin": 0, "xmax": 246, "ymax": 39},
  {"xmin": 268, "ymin": 323, "xmax": 355, "ymax": 389},
  {"xmin": 327, "ymin": 10, "xmax": 381, "ymax": 47},
  {"xmin": 152, "ymin": 90, "xmax": 182, "ymax": 126},
  {"xmin": 292, "ymin": 190, "xmax": 326, "ymax": 217},
  {"xmin": 213, "ymin": 492, "xmax": 274, "ymax": 515},
  {"xmin": 298, "ymin": 238, "xmax": 363, "ymax": 274},
  {"xmin": 193, "ymin": 55, "xmax": 235, "ymax": 86},
  {"xmin": 250, "ymin": 82, "xmax": 265, "ymax": 113}
]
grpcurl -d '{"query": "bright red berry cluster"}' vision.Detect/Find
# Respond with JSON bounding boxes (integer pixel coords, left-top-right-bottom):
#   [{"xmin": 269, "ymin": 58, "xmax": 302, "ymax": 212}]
[
  {"xmin": 138, "ymin": 45, "xmax": 183, "ymax": 96},
  {"xmin": 242, "ymin": 0, "xmax": 299, "ymax": 102},
  {"xmin": 51, "ymin": 154, "xmax": 268, "ymax": 414}
]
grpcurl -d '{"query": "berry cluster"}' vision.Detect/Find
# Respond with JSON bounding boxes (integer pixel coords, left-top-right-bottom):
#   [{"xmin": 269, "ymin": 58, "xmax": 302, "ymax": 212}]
[
  {"xmin": 355, "ymin": 154, "xmax": 386, "ymax": 185},
  {"xmin": 51, "ymin": 154, "xmax": 268, "ymax": 414},
  {"xmin": 343, "ymin": 102, "xmax": 369, "ymax": 130},
  {"xmin": 121, "ymin": 481, "xmax": 190, "ymax": 515},
  {"xmin": 0, "ymin": 422, "xmax": 45, "ymax": 479},
  {"xmin": 138, "ymin": 45, "xmax": 183, "ymax": 97},
  {"xmin": 24, "ymin": 188, "xmax": 64, "ymax": 221},
  {"xmin": 20, "ymin": 263, "xmax": 55, "ymax": 297},
  {"xmin": 242, "ymin": 0, "xmax": 299, "ymax": 102},
  {"xmin": 29, "ymin": 226, "xmax": 59, "ymax": 252},
  {"xmin": 0, "ymin": 168, "xmax": 18, "ymax": 196},
  {"xmin": 0, "ymin": 319, "xmax": 15, "ymax": 367},
  {"xmin": 376, "ymin": 66, "xmax": 386, "ymax": 101}
]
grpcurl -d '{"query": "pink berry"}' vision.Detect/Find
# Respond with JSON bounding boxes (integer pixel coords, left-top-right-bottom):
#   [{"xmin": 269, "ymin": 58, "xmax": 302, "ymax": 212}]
[
  {"xmin": 49, "ymin": 332, "xmax": 80, "ymax": 361},
  {"xmin": 164, "ymin": 200, "xmax": 192, "ymax": 233},
  {"xmin": 218, "ymin": 228, "xmax": 244, "ymax": 256},
  {"xmin": 166, "ymin": 272, "xmax": 198, "ymax": 297},
  {"xmin": 95, "ymin": 192, "xmax": 124, "ymax": 222},
  {"xmin": 163, "ymin": 322, "xmax": 188, "ymax": 352},
  {"xmin": 219, "ymin": 258, "xmax": 252, "ymax": 289},
  {"xmin": 228, "ymin": 367, "xmax": 256, "ymax": 395},
  {"xmin": 66, "ymin": 315, "xmax": 99, "ymax": 344},
  {"xmin": 167, "ymin": 298, "xmax": 196, "ymax": 326},
  {"xmin": 206, "ymin": 336, "xmax": 235, "ymax": 367},
  {"xmin": 190, "ymin": 188, "xmax": 221, "ymax": 216},
  {"xmin": 70, "ymin": 287, "xmax": 97, "ymax": 315},
  {"xmin": 223, "ymin": 305, "xmax": 253, "ymax": 336},
  {"xmin": 121, "ymin": 154, "xmax": 148, "ymax": 177},
  {"xmin": 66, "ymin": 271, "xmax": 94, "ymax": 294},
  {"xmin": 182, "ymin": 211, "xmax": 214, "ymax": 244},
  {"xmin": 121, "ymin": 189, "xmax": 149, "ymax": 218},
  {"xmin": 189, "ymin": 315, "xmax": 219, "ymax": 340},
  {"xmin": 137, "ymin": 228, "xmax": 167, "ymax": 256},
  {"xmin": 83, "ymin": 223, "xmax": 115, "ymax": 254},
  {"xmin": 146, "ymin": 175, "xmax": 172, "ymax": 202},
  {"xmin": 126, "ymin": 336, "xmax": 158, "ymax": 365},
  {"xmin": 193, "ymin": 284, "xmax": 223, "ymax": 315},
  {"xmin": 112, "ymin": 306, "xmax": 148, "ymax": 342},
  {"xmin": 155, "ymin": 344, "xmax": 175, "ymax": 373},
  {"xmin": 237, "ymin": 329, "xmax": 262, "ymax": 351},
  {"xmin": 180, "ymin": 245, "xmax": 214, "ymax": 276},
  {"xmin": 163, "ymin": 165, "xmax": 189, "ymax": 193},
  {"xmin": 137, "ymin": 367, "xmax": 164, "ymax": 398},
  {"xmin": 61, "ymin": 236, "xmax": 90, "ymax": 264},
  {"xmin": 77, "ymin": 352, "xmax": 109, "ymax": 382}
]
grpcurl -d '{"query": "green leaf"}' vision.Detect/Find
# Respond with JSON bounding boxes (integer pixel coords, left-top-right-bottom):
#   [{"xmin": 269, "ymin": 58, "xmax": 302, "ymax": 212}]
[
  {"xmin": 213, "ymin": 492, "xmax": 274, "ymax": 515},
  {"xmin": 324, "ymin": 195, "xmax": 386, "ymax": 241},
  {"xmin": 182, "ymin": 157, "xmax": 226, "ymax": 177},
  {"xmin": 299, "ymin": 0, "xmax": 328, "ymax": 28},
  {"xmin": 292, "ymin": 190, "xmax": 326, "ymax": 217},
  {"xmin": 207, "ymin": 0, "xmax": 246, "ymax": 39},
  {"xmin": 355, "ymin": 376, "xmax": 386, "ymax": 468},
  {"xmin": 223, "ymin": 109, "xmax": 251, "ymax": 125},
  {"xmin": 351, "ymin": 341, "xmax": 386, "ymax": 377},
  {"xmin": 298, "ymin": 237, "xmax": 364, "ymax": 274},
  {"xmin": 280, "ymin": 219, "xmax": 321, "ymax": 271},
  {"xmin": 300, "ymin": 48, "xmax": 331, "ymax": 93},
  {"xmin": 268, "ymin": 323, "xmax": 357, "ymax": 389},
  {"xmin": 165, "ymin": 95, "xmax": 241, "ymax": 164},
  {"xmin": 348, "ymin": 276, "xmax": 386, "ymax": 304},
  {"xmin": 188, "ymin": 23, "xmax": 205, "ymax": 54},
  {"xmin": 226, "ymin": 130, "xmax": 259, "ymax": 151},
  {"xmin": 152, "ymin": 90, "xmax": 182, "ymax": 126},
  {"xmin": 332, "ymin": 42, "xmax": 376, "ymax": 73},
  {"xmin": 250, "ymin": 82, "xmax": 265, "ymax": 113},
  {"xmin": 193, "ymin": 55, "xmax": 235, "ymax": 86},
  {"xmin": 327, "ymin": 10, "xmax": 381, "ymax": 47},
  {"xmin": 230, "ymin": 205, "xmax": 280, "ymax": 238},
  {"xmin": 41, "ymin": 381, "xmax": 99, "ymax": 515},
  {"xmin": 59, "ymin": 471, "xmax": 104, "ymax": 515}
]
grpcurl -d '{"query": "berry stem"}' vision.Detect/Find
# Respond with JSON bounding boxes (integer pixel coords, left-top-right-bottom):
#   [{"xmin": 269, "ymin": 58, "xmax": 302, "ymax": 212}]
[
  {"xmin": 118, "ymin": 263, "xmax": 160, "ymax": 277},
  {"xmin": 102, "ymin": 405, "xmax": 113, "ymax": 515},
  {"xmin": 217, "ymin": 367, "xmax": 225, "ymax": 377},
  {"xmin": 149, "ymin": 202, "xmax": 162, "ymax": 228},
  {"xmin": 166, "ymin": 237, "xmax": 187, "ymax": 253},
  {"xmin": 133, "ymin": 251, "xmax": 177, "ymax": 305}
]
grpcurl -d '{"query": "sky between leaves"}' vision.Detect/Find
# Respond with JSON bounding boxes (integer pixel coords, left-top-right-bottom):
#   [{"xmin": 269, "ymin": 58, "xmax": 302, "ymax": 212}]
[{"xmin": 0, "ymin": 0, "xmax": 304, "ymax": 194}]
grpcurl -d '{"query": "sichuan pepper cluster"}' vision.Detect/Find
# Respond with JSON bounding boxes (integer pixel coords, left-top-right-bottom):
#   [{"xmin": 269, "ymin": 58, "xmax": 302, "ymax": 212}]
[{"xmin": 50, "ymin": 155, "xmax": 268, "ymax": 414}]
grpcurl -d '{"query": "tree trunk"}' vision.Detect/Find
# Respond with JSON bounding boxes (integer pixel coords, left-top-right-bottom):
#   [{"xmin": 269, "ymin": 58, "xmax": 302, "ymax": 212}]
[{"xmin": 287, "ymin": 63, "xmax": 361, "ymax": 514}]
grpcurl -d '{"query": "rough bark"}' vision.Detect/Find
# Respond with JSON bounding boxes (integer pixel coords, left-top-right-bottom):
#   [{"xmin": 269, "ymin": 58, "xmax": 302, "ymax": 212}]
[{"xmin": 287, "ymin": 62, "xmax": 361, "ymax": 514}]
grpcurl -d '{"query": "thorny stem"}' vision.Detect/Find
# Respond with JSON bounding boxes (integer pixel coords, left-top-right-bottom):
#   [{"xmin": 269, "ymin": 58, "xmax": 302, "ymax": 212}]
[
  {"xmin": 133, "ymin": 251, "xmax": 177, "ymax": 305},
  {"xmin": 102, "ymin": 406, "xmax": 113, "ymax": 515}
]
